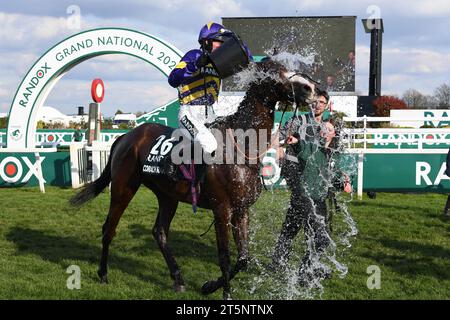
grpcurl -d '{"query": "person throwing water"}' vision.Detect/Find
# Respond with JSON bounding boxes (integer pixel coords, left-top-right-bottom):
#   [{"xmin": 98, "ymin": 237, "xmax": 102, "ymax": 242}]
[
  {"xmin": 167, "ymin": 22, "xmax": 252, "ymax": 176},
  {"xmin": 271, "ymin": 89, "xmax": 353, "ymax": 286}
]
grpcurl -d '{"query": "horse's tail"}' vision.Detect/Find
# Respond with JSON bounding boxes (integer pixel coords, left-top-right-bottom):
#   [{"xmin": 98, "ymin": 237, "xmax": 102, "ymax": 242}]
[{"xmin": 69, "ymin": 135, "xmax": 124, "ymax": 207}]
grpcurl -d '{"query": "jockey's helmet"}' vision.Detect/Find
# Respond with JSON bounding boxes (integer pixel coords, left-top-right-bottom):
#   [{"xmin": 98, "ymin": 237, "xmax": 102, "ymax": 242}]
[{"xmin": 198, "ymin": 22, "xmax": 234, "ymax": 51}]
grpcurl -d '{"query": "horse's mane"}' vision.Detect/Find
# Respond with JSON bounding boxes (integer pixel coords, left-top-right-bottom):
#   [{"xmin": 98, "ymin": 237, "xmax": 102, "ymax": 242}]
[{"xmin": 210, "ymin": 59, "xmax": 286, "ymax": 131}]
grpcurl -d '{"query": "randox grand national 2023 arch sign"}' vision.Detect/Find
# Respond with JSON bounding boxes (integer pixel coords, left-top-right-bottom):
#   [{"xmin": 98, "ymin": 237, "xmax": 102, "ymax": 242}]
[{"xmin": 6, "ymin": 27, "xmax": 182, "ymax": 149}]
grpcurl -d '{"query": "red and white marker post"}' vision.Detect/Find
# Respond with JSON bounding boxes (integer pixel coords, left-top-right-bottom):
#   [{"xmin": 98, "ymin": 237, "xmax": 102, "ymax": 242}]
[{"xmin": 88, "ymin": 79, "xmax": 105, "ymax": 145}]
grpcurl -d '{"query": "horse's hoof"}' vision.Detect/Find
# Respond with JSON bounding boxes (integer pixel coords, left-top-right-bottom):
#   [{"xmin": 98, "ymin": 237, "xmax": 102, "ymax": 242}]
[
  {"xmin": 174, "ymin": 284, "xmax": 186, "ymax": 293},
  {"xmin": 223, "ymin": 292, "xmax": 232, "ymax": 300},
  {"xmin": 201, "ymin": 281, "xmax": 218, "ymax": 295},
  {"xmin": 98, "ymin": 272, "xmax": 108, "ymax": 284}
]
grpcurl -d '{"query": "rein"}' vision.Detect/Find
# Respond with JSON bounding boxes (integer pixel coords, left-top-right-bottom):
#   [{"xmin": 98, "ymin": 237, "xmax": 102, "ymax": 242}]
[
  {"xmin": 226, "ymin": 127, "xmax": 279, "ymax": 161},
  {"xmin": 226, "ymin": 102, "xmax": 290, "ymax": 161},
  {"xmin": 223, "ymin": 69, "xmax": 316, "ymax": 161}
]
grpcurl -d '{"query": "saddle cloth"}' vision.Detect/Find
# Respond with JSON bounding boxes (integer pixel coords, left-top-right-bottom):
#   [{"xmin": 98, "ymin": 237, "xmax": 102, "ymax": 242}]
[
  {"xmin": 142, "ymin": 127, "xmax": 206, "ymax": 180},
  {"xmin": 142, "ymin": 127, "xmax": 179, "ymax": 176}
]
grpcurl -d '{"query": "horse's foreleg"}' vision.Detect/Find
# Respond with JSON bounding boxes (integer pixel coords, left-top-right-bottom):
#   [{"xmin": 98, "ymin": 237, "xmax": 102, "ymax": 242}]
[
  {"xmin": 98, "ymin": 178, "xmax": 140, "ymax": 283},
  {"xmin": 152, "ymin": 194, "xmax": 184, "ymax": 292},
  {"xmin": 201, "ymin": 204, "xmax": 233, "ymax": 299},
  {"xmin": 201, "ymin": 208, "xmax": 249, "ymax": 298},
  {"xmin": 231, "ymin": 208, "xmax": 249, "ymax": 272}
]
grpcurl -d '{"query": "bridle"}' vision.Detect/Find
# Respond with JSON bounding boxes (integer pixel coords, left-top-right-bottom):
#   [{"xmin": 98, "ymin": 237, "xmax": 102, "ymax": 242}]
[
  {"xmin": 227, "ymin": 127, "xmax": 280, "ymax": 161},
  {"xmin": 228, "ymin": 74, "xmax": 316, "ymax": 161}
]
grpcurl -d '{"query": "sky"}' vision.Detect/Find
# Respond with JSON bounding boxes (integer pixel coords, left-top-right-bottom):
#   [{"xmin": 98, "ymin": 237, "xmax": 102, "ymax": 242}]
[{"xmin": 1, "ymin": 0, "xmax": 450, "ymax": 117}]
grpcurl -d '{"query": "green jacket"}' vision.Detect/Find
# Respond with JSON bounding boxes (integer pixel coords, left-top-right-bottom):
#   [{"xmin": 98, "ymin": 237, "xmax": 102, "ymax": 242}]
[
  {"xmin": 297, "ymin": 141, "xmax": 354, "ymax": 200},
  {"xmin": 280, "ymin": 113, "xmax": 352, "ymax": 199},
  {"xmin": 280, "ymin": 113, "xmax": 327, "ymax": 183},
  {"xmin": 329, "ymin": 151, "xmax": 355, "ymax": 192},
  {"xmin": 296, "ymin": 137, "xmax": 329, "ymax": 200},
  {"xmin": 73, "ymin": 130, "xmax": 83, "ymax": 142}
]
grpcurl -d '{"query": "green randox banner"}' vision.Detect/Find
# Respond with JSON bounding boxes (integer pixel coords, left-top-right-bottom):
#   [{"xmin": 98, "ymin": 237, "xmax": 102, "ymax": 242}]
[
  {"xmin": 136, "ymin": 99, "xmax": 180, "ymax": 127},
  {"xmin": 0, "ymin": 151, "xmax": 71, "ymax": 187},
  {"xmin": 136, "ymin": 102, "xmax": 329, "ymax": 130},
  {"xmin": 3, "ymin": 103, "xmax": 449, "ymax": 192},
  {"xmin": 372, "ymin": 133, "xmax": 450, "ymax": 149},
  {"xmin": 1, "ymin": 129, "xmax": 129, "ymax": 145},
  {"xmin": 363, "ymin": 153, "xmax": 450, "ymax": 192}
]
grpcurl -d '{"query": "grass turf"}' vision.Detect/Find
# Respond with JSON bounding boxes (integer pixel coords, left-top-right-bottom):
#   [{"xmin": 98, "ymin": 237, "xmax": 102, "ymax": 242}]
[{"xmin": 0, "ymin": 186, "xmax": 448, "ymax": 299}]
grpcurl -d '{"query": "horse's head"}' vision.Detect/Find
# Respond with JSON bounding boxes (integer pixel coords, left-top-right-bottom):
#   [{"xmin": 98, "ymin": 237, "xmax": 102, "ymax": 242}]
[
  {"xmin": 282, "ymin": 71, "xmax": 317, "ymax": 105},
  {"xmin": 253, "ymin": 59, "xmax": 317, "ymax": 108}
]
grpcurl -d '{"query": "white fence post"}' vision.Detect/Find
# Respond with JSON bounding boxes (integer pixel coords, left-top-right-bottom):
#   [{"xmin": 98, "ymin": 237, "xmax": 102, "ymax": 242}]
[
  {"xmin": 87, "ymin": 141, "xmax": 112, "ymax": 183},
  {"xmin": 91, "ymin": 140, "xmax": 101, "ymax": 181},
  {"xmin": 34, "ymin": 152, "xmax": 45, "ymax": 193},
  {"xmin": 363, "ymin": 115, "xmax": 367, "ymax": 150},
  {"xmin": 70, "ymin": 141, "xmax": 113, "ymax": 188},
  {"xmin": 70, "ymin": 142, "xmax": 87, "ymax": 188},
  {"xmin": 357, "ymin": 152, "xmax": 364, "ymax": 200}
]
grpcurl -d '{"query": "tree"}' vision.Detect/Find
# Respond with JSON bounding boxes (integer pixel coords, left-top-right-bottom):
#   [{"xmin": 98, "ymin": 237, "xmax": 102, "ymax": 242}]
[
  {"xmin": 434, "ymin": 83, "xmax": 450, "ymax": 107},
  {"xmin": 371, "ymin": 96, "xmax": 408, "ymax": 128},
  {"xmin": 115, "ymin": 109, "xmax": 124, "ymax": 115},
  {"xmin": 402, "ymin": 89, "xmax": 428, "ymax": 109},
  {"xmin": 424, "ymin": 95, "xmax": 439, "ymax": 109},
  {"xmin": 36, "ymin": 120, "xmax": 46, "ymax": 129},
  {"xmin": 45, "ymin": 121, "xmax": 66, "ymax": 129},
  {"xmin": 0, "ymin": 117, "xmax": 7, "ymax": 129},
  {"xmin": 101, "ymin": 118, "xmax": 114, "ymax": 129},
  {"xmin": 373, "ymin": 96, "xmax": 408, "ymax": 117},
  {"xmin": 118, "ymin": 122, "xmax": 130, "ymax": 130}
]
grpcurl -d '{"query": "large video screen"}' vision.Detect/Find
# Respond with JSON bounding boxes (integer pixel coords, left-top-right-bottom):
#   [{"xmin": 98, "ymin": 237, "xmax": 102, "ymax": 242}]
[{"xmin": 222, "ymin": 16, "xmax": 356, "ymax": 93}]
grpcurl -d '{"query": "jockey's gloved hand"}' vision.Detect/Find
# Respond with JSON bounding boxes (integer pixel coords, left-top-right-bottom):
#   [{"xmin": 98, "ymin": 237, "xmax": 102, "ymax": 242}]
[
  {"xmin": 196, "ymin": 53, "xmax": 210, "ymax": 69},
  {"xmin": 186, "ymin": 61, "xmax": 198, "ymax": 73}
]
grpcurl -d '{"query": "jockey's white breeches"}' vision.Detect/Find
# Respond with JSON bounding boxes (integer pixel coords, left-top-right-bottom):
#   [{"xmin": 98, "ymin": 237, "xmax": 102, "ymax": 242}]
[{"xmin": 178, "ymin": 104, "xmax": 218, "ymax": 154}]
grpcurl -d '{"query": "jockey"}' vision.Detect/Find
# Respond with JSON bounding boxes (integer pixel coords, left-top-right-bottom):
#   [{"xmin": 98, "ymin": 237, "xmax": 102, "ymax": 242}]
[{"xmin": 168, "ymin": 22, "xmax": 252, "ymax": 157}]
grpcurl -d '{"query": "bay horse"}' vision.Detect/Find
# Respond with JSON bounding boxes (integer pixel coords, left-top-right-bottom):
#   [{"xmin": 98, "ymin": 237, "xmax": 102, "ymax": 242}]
[{"xmin": 70, "ymin": 59, "xmax": 314, "ymax": 299}]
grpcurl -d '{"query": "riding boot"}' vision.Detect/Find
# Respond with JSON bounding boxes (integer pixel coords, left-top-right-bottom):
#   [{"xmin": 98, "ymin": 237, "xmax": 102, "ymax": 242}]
[
  {"xmin": 191, "ymin": 141, "xmax": 213, "ymax": 184},
  {"xmin": 198, "ymin": 149, "xmax": 215, "ymax": 183}
]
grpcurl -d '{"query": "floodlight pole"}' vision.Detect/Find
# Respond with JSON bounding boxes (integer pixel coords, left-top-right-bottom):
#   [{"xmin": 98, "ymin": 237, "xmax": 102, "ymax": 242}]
[{"xmin": 362, "ymin": 19, "xmax": 384, "ymax": 96}]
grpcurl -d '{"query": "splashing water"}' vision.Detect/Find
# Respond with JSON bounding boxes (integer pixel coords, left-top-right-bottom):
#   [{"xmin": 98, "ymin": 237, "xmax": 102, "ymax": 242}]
[
  {"xmin": 229, "ymin": 51, "xmax": 316, "ymax": 93},
  {"xmin": 227, "ymin": 57, "xmax": 358, "ymax": 298},
  {"xmin": 271, "ymin": 51, "xmax": 316, "ymax": 72},
  {"xmin": 237, "ymin": 115, "xmax": 358, "ymax": 300}
]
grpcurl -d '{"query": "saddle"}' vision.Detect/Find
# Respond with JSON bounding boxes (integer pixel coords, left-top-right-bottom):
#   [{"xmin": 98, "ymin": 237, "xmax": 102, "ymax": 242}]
[
  {"xmin": 142, "ymin": 127, "xmax": 208, "ymax": 212},
  {"xmin": 143, "ymin": 128, "xmax": 207, "ymax": 177}
]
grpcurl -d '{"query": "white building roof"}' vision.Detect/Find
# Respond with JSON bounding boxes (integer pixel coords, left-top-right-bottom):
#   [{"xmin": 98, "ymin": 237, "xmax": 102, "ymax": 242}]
[
  {"xmin": 36, "ymin": 106, "xmax": 70, "ymax": 125},
  {"xmin": 114, "ymin": 113, "xmax": 136, "ymax": 121}
]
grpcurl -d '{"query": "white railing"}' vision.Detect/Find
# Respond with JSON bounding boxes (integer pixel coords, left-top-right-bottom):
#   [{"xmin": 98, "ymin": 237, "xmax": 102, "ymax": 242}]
[
  {"xmin": 86, "ymin": 141, "xmax": 112, "ymax": 182},
  {"xmin": 342, "ymin": 129, "xmax": 450, "ymax": 150},
  {"xmin": 37, "ymin": 131, "xmax": 124, "ymax": 147},
  {"xmin": 1, "ymin": 131, "xmax": 125, "ymax": 148},
  {"xmin": 343, "ymin": 116, "xmax": 450, "ymax": 150},
  {"xmin": 0, "ymin": 131, "xmax": 5, "ymax": 147},
  {"xmin": 69, "ymin": 142, "xmax": 89, "ymax": 188},
  {"xmin": 63, "ymin": 116, "xmax": 450, "ymax": 195},
  {"xmin": 70, "ymin": 141, "xmax": 113, "ymax": 188},
  {"xmin": 342, "ymin": 116, "xmax": 450, "ymax": 199}
]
